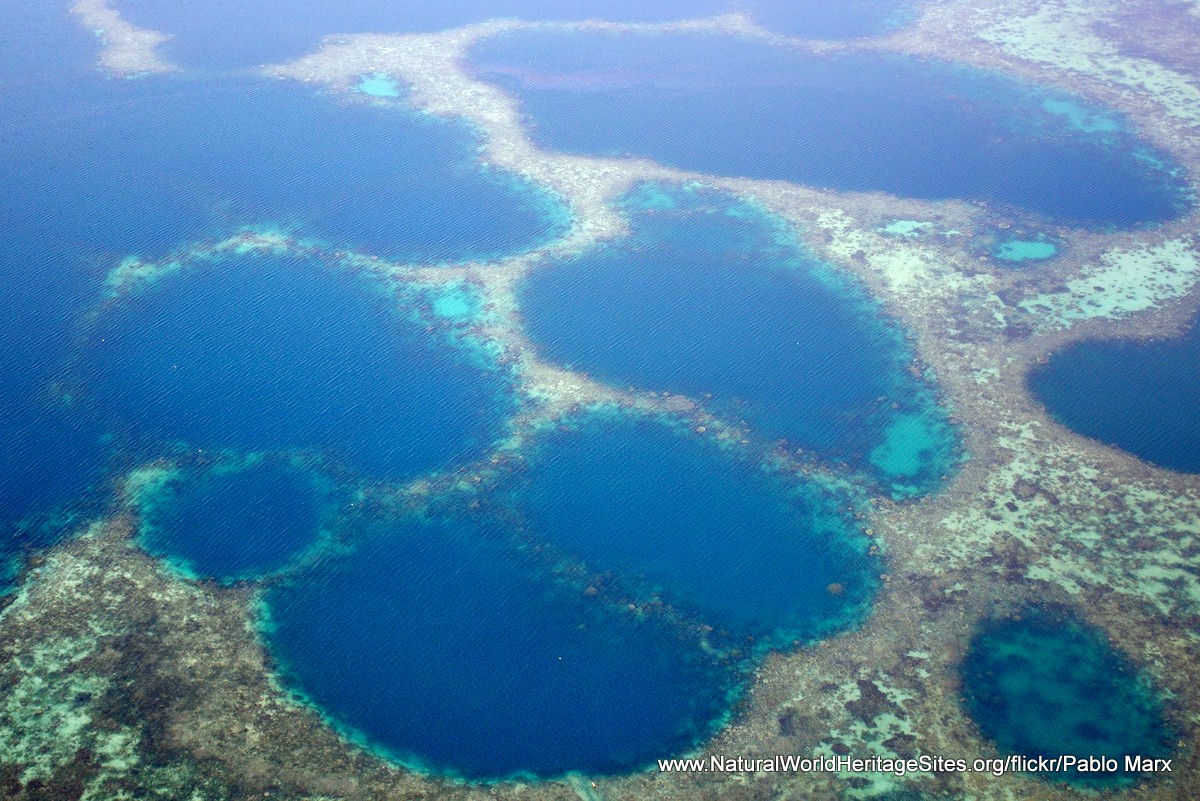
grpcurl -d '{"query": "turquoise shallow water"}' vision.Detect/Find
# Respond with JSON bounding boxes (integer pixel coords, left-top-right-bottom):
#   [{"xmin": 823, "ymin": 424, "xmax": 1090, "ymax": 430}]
[
  {"xmin": 975, "ymin": 227, "xmax": 1061, "ymax": 266},
  {"xmin": 262, "ymin": 510, "xmax": 734, "ymax": 780},
  {"xmin": 514, "ymin": 411, "xmax": 879, "ymax": 645},
  {"xmin": 960, "ymin": 608, "xmax": 1174, "ymax": 788},
  {"xmin": 79, "ymin": 253, "xmax": 515, "ymax": 479},
  {"xmin": 468, "ymin": 31, "xmax": 1190, "ymax": 227},
  {"xmin": 519, "ymin": 185, "xmax": 958, "ymax": 497},
  {"xmin": 993, "ymin": 239, "xmax": 1059, "ymax": 262},
  {"xmin": 135, "ymin": 456, "xmax": 332, "ymax": 583},
  {"xmin": 356, "ymin": 73, "xmax": 403, "ymax": 98}
]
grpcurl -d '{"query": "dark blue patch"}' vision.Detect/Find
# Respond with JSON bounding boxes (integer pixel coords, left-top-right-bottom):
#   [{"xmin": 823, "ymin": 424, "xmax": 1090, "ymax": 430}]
[
  {"xmin": 518, "ymin": 185, "xmax": 957, "ymax": 495},
  {"xmin": 960, "ymin": 608, "xmax": 1174, "ymax": 788},
  {"xmin": 137, "ymin": 457, "xmax": 331, "ymax": 582},
  {"xmin": 468, "ymin": 31, "xmax": 1189, "ymax": 227},
  {"xmin": 0, "ymin": 399, "xmax": 110, "ymax": 592},
  {"xmin": 0, "ymin": 0, "xmax": 96, "ymax": 82},
  {"xmin": 514, "ymin": 412, "xmax": 879, "ymax": 645},
  {"xmin": 4, "ymin": 76, "xmax": 564, "ymax": 265},
  {"xmin": 263, "ymin": 511, "xmax": 734, "ymax": 779},
  {"xmin": 113, "ymin": 0, "xmax": 910, "ymax": 71},
  {"xmin": 79, "ymin": 254, "xmax": 513, "ymax": 478},
  {"xmin": 1029, "ymin": 317, "xmax": 1200, "ymax": 473}
]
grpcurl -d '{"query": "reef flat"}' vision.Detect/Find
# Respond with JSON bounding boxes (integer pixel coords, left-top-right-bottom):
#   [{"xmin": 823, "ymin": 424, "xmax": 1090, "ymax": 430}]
[
  {"xmin": 70, "ymin": 0, "xmax": 176, "ymax": 77},
  {"xmin": 4, "ymin": 0, "xmax": 1199, "ymax": 798}
]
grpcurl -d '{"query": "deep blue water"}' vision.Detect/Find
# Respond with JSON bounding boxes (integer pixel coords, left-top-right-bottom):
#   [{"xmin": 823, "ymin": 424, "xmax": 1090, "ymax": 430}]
[
  {"xmin": 515, "ymin": 412, "xmax": 879, "ymax": 644},
  {"xmin": 1029, "ymin": 319, "xmax": 1200, "ymax": 472},
  {"xmin": 1, "ymin": 38, "xmax": 560, "ymax": 579},
  {"xmin": 5, "ymin": 76, "xmax": 564, "ymax": 265},
  {"xmin": 114, "ymin": 0, "xmax": 909, "ymax": 72},
  {"xmin": 137, "ymin": 457, "xmax": 330, "ymax": 582},
  {"xmin": 0, "ymin": 402, "xmax": 110, "ymax": 589},
  {"xmin": 519, "ymin": 185, "xmax": 958, "ymax": 496},
  {"xmin": 469, "ymin": 31, "xmax": 1189, "ymax": 227},
  {"xmin": 0, "ymin": 2, "xmax": 117, "ymax": 587},
  {"xmin": 0, "ymin": 2, "xmax": 96, "ymax": 82},
  {"xmin": 960, "ymin": 608, "xmax": 1174, "ymax": 787},
  {"xmin": 79, "ymin": 254, "xmax": 513, "ymax": 478},
  {"xmin": 263, "ymin": 511, "xmax": 733, "ymax": 780}
]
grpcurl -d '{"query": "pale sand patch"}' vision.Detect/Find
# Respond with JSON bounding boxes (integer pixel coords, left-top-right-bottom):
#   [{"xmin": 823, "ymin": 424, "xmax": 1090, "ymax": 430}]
[
  {"xmin": 1022, "ymin": 235, "xmax": 1200, "ymax": 327},
  {"xmin": 70, "ymin": 0, "xmax": 177, "ymax": 77},
  {"xmin": 977, "ymin": 1, "xmax": 1200, "ymax": 129}
]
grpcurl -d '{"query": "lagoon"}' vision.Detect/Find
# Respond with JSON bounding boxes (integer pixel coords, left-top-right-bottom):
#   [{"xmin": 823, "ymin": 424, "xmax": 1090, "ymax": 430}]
[
  {"xmin": 263, "ymin": 510, "xmax": 733, "ymax": 779},
  {"xmin": 80, "ymin": 253, "xmax": 514, "ymax": 478},
  {"xmin": 469, "ymin": 31, "xmax": 1189, "ymax": 227},
  {"xmin": 519, "ymin": 185, "xmax": 958, "ymax": 496},
  {"xmin": 514, "ymin": 411, "xmax": 879, "ymax": 645}
]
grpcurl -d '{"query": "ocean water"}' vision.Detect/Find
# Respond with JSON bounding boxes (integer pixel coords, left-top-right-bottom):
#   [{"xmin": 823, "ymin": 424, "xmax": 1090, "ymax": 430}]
[
  {"xmin": 8, "ymin": 75, "xmax": 564, "ymax": 265},
  {"xmin": 1028, "ymin": 317, "xmax": 1200, "ymax": 472},
  {"xmin": 113, "ymin": 0, "xmax": 908, "ymax": 71},
  {"xmin": 1, "ymin": 43, "xmax": 560, "ymax": 569},
  {"xmin": 262, "ymin": 511, "xmax": 734, "ymax": 780},
  {"xmin": 960, "ymin": 608, "xmax": 1174, "ymax": 787},
  {"xmin": 0, "ymin": 2, "xmax": 118, "ymax": 587},
  {"xmin": 513, "ymin": 412, "xmax": 879, "ymax": 644},
  {"xmin": 468, "ymin": 31, "xmax": 1190, "ymax": 227},
  {"xmin": 0, "ymin": 1, "xmax": 96, "ymax": 81},
  {"xmin": 519, "ymin": 185, "xmax": 958, "ymax": 496},
  {"xmin": 3, "ymin": 67, "xmax": 561, "ymax": 567},
  {"xmin": 4, "ymin": 0, "xmax": 1194, "ymax": 785},
  {"xmin": 135, "ymin": 456, "xmax": 332, "ymax": 583},
  {"xmin": 0, "ymin": 402, "xmax": 110, "ymax": 590},
  {"xmin": 78, "ymin": 253, "xmax": 514, "ymax": 478}
]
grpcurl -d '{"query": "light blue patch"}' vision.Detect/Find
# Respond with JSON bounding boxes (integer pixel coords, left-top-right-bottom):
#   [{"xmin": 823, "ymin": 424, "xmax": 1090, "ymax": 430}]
[
  {"xmin": 356, "ymin": 73, "xmax": 402, "ymax": 98},
  {"xmin": 431, "ymin": 285, "xmax": 479, "ymax": 321},
  {"xmin": 880, "ymin": 220, "xmax": 933, "ymax": 238},
  {"xmin": 1041, "ymin": 98, "xmax": 1120, "ymax": 134},
  {"xmin": 994, "ymin": 239, "xmax": 1058, "ymax": 262}
]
